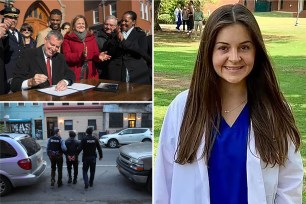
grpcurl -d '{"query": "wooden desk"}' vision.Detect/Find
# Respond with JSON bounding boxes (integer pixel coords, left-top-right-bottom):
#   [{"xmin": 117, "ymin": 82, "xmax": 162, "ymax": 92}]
[{"xmin": 0, "ymin": 79, "xmax": 152, "ymax": 101}]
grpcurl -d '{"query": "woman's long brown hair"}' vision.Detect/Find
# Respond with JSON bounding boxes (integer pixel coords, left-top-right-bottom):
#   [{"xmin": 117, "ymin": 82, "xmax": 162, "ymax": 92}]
[{"xmin": 175, "ymin": 4, "xmax": 301, "ymax": 166}]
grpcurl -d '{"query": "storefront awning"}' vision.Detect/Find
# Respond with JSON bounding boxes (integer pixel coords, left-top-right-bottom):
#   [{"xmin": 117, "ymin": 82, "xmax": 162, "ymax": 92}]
[{"xmin": 8, "ymin": 119, "xmax": 31, "ymax": 123}]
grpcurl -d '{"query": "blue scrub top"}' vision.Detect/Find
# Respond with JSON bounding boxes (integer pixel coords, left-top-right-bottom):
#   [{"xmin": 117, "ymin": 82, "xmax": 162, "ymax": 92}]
[{"xmin": 208, "ymin": 104, "xmax": 249, "ymax": 204}]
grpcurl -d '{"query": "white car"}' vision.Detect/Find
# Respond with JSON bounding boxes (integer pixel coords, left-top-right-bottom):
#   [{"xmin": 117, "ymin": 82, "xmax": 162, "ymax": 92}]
[{"xmin": 100, "ymin": 128, "xmax": 152, "ymax": 148}]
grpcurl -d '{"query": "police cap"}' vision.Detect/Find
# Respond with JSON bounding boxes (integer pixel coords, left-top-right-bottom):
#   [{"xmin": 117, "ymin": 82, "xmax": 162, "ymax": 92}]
[{"xmin": 0, "ymin": 6, "xmax": 20, "ymax": 18}]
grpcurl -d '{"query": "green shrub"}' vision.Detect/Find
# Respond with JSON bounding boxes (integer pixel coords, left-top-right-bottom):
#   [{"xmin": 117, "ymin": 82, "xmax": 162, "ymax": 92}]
[{"xmin": 158, "ymin": 13, "xmax": 173, "ymax": 24}]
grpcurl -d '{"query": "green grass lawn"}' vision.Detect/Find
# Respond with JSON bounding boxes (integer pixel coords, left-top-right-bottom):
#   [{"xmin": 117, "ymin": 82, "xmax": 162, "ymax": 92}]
[{"xmin": 154, "ymin": 13, "xmax": 306, "ymax": 200}]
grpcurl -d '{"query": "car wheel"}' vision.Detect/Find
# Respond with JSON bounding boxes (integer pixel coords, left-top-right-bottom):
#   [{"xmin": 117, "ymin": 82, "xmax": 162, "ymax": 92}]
[
  {"xmin": 108, "ymin": 139, "xmax": 118, "ymax": 148},
  {"xmin": 146, "ymin": 173, "xmax": 152, "ymax": 193},
  {"xmin": 0, "ymin": 176, "xmax": 12, "ymax": 197},
  {"xmin": 142, "ymin": 138, "xmax": 152, "ymax": 142}
]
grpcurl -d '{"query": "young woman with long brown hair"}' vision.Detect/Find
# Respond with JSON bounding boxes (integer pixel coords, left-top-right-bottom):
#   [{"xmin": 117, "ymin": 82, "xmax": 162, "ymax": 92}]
[{"xmin": 154, "ymin": 4, "xmax": 303, "ymax": 204}]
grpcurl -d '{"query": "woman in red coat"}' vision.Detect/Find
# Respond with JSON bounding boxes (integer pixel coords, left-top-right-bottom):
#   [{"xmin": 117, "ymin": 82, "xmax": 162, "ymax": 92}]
[{"xmin": 62, "ymin": 15, "xmax": 110, "ymax": 81}]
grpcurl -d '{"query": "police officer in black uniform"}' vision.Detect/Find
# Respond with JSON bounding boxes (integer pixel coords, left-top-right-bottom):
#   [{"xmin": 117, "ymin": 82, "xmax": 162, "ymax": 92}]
[
  {"xmin": 47, "ymin": 128, "xmax": 67, "ymax": 187},
  {"xmin": 78, "ymin": 127, "xmax": 103, "ymax": 189},
  {"xmin": 65, "ymin": 131, "xmax": 80, "ymax": 184},
  {"xmin": 0, "ymin": 6, "xmax": 23, "ymax": 93}
]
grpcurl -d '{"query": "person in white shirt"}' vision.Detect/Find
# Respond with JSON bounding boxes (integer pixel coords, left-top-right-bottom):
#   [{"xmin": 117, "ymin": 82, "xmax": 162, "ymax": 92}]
[
  {"xmin": 174, "ymin": 5, "xmax": 182, "ymax": 31},
  {"xmin": 154, "ymin": 4, "xmax": 303, "ymax": 204}
]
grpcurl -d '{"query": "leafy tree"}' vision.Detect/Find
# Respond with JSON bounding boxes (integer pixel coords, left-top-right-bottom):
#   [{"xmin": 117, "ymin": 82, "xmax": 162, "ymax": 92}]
[
  {"xmin": 155, "ymin": 0, "xmax": 217, "ymax": 30},
  {"xmin": 154, "ymin": 0, "xmax": 162, "ymax": 30}
]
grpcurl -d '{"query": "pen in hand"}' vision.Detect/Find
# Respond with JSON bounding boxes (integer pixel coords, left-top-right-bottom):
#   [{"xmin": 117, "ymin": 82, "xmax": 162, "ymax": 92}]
[{"xmin": 54, "ymin": 80, "xmax": 68, "ymax": 91}]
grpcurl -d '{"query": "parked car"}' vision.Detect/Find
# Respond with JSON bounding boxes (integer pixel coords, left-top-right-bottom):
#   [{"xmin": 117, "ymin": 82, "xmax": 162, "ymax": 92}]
[
  {"xmin": 100, "ymin": 128, "xmax": 152, "ymax": 148},
  {"xmin": 0, "ymin": 133, "xmax": 47, "ymax": 196},
  {"xmin": 116, "ymin": 142, "xmax": 152, "ymax": 193}
]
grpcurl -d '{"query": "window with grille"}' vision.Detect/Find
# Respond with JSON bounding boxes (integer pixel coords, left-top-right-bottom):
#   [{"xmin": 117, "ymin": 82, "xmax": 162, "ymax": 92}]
[
  {"xmin": 64, "ymin": 120, "xmax": 73, "ymax": 130},
  {"xmin": 141, "ymin": 113, "xmax": 152, "ymax": 128},
  {"xmin": 109, "ymin": 113, "xmax": 123, "ymax": 128},
  {"xmin": 93, "ymin": 9, "xmax": 99, "ymax": 24},
  {"xmin": 88, "ymin": 119, "xmax": 97, "ymax": 130}
]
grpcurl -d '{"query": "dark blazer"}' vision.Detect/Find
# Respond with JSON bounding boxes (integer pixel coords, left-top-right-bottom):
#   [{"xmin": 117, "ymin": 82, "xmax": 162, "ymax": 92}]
[
  {"xmin": 0, "ymin": 39, "xmax": 7, "ymax": 95},
  {"xmin": 104, "ymin": 27, "xmax": 151, "ymax": 84},
  {"xmin": 4, "ymin": 29, "xmax": 24, "ymax": 80},
  {"xmin": 11, "ymin": 45, "xmax": 76, "ymax": 92}
]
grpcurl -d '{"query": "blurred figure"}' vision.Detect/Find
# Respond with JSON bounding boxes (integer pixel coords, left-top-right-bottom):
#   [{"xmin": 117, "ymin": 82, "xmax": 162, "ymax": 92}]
[
  {"xmin": 20, "ymin": 23, "xmax": 36, "ymax": 48},
  {"xmin": 182, "ymin": 6, "xmax": 189, "ymax": 32},
  {"xmin": 174, "ymin": 4, "xmax": 182, "ymax": 31},
  {"xmin": 193, "ymin": 5, "xmax": 204, "ymax": 37},
  {"xmin": 187, "ymin": 1, "xmax": 194, "ymax": 33},
  {"xmin": 103, "ymin": 11, "xmax": 151, "ymax": 84},
  {"xmin": 61, "ymin": 22, "xmax": 71, "ymax": 36},
  {"xmin": 36, "ymin": 9, "xmax": 65, "ymax": 47},
  {"xmin": 62, "ymin": 15, "xmax": 110, "ymax": 81}
]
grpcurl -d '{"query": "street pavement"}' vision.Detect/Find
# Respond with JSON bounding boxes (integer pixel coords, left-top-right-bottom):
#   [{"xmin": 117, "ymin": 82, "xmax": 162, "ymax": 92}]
[{"xmin": 1, "ymin": 140, "xmax": 152, "ymax": 203}]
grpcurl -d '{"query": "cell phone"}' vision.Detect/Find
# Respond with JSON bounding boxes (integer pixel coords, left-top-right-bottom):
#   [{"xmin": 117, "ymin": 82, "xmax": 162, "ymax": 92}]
[{"xmin": 1, "ymin": 18, "xmax": 4, "ymax": 23}]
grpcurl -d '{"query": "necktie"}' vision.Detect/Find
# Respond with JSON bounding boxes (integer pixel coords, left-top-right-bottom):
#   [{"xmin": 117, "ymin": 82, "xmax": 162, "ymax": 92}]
[
  {"xmin": 46, "ymin": 57, "xmax": 52, "ymax": 85},
  {"xmin": 12, "ymin": 30, "xmax": 18, "ymax": 42}
]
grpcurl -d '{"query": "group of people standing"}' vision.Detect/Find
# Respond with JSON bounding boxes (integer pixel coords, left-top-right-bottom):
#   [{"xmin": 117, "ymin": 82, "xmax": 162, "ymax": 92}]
[
  {"xmin": 47, "ymin": 127, "xmax": 102, "ymax": 189},
  {"xmin": 174, "ymin": 1, "xmax": 205, "ymax": 37},
  {"xmin": 0, "ymin": 5, "xmax": 152, "ymax": 95}
]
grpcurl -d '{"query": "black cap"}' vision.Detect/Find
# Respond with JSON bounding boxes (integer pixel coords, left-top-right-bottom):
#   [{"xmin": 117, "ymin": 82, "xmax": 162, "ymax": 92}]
[
  {"xmin": 86, "ymin": 127, "xmax": 93, "ymax": 135},
  {"xmin": 69, "ymin": 131, "xmax": 76, "ymax": 137},
  {"xmin": 54, "ymin": 128, "xmax": 60, "ymax": 135},
  {"xmin": 0, "ymin": 6, "xmax": 20, "ymax": 18}
]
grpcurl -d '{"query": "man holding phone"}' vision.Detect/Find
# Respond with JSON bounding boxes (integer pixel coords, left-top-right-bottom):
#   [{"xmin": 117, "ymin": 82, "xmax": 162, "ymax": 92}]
[{"xmin": 0, "ymin": 7, "xmax": 15, "ymax": 94}]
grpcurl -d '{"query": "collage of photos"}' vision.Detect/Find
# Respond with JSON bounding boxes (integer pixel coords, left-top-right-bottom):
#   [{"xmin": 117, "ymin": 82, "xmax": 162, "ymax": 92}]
[{"xmin": 1, "ymin": 0, "xmax": 306, "ymax": 203}]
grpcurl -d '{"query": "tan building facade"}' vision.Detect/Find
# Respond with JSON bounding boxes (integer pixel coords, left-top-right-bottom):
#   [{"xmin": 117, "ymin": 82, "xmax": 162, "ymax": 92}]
[{"xmin": 42, "ymin": 103, "xmax": 152, "ymax": 140}]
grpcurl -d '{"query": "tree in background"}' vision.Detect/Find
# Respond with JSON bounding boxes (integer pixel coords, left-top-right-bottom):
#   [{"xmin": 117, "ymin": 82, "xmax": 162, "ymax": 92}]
[{"xmin": 155, "ymin": 0, "xmax": 216, "ymax": 31}]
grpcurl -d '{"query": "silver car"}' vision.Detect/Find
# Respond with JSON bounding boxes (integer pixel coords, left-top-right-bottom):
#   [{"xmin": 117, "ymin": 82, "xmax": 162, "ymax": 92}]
[
  {"xmin": 116, "ymin": 142, "xmax": 152, "ymax": 193},
  {"xmin": 0, "ymin": 133, "xmax": 47, "ymax": 196}
]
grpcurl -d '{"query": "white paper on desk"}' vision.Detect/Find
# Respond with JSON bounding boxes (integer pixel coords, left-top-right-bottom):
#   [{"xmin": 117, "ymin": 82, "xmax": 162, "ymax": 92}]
[
  {"xmin": 68, "ymin": 83, "xmax": 95, "ymax": 91},
  {"xmin": 37, "ymin": 87, "xmax": 79, "ymax": 97}
]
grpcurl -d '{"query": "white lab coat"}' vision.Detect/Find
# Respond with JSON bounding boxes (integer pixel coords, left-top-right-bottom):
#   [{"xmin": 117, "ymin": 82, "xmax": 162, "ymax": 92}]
[{"xmin": 154, "ymin": 90, "xmax": 303, "ymax": 204}]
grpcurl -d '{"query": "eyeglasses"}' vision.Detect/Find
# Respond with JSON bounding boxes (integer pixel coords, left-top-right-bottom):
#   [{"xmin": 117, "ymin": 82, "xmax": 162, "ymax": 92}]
[{"xmin": 21, "ymin": 29, "xmax": 32, "ymax": 32}]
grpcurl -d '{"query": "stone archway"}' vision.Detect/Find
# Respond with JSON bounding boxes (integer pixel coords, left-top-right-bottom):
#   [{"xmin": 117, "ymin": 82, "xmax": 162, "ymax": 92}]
[{"xmin": 23, "ymin": 1, "xmax": 49, "ymax": 39}]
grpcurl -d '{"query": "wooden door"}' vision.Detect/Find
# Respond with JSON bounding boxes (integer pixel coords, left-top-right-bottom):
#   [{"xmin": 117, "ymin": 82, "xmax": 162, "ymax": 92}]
[{"xmin": 23, "ymin": 3, "xmax": 49, "ymax": 39}]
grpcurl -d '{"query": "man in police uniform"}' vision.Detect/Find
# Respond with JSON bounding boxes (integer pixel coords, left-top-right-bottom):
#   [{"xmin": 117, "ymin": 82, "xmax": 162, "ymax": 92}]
[
  {"xmin": 0, "ymin": 10, "xmax": 14, "ymax": 95},
  {"xmin": 65, "ymin": 130, "xmax": 80, "ymax": 184},
  {"xmin": 47, "ymin": 128, "xmax": 67, "ymax": 187},
  {"xmin": 0, "ymin": 6, "xmax": 23, "ymax": 92},
  {"xmin": 78, "ymin": 127, "xmax": 103, "ymax": 189}
]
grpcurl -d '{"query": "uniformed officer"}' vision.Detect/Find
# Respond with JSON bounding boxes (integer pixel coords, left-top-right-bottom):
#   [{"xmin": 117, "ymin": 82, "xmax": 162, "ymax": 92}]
[
  {"xmin": 0, "ymin": 6, "xmax": 23, "ymax": 92},
  {"xmin": 0, "ymin": 13, "xmax": 14, "ymax": 95},
  {"xmin": 65, "ymin": 131, "xmax": 80, "ymax": 184},
  {"xmin": 47, "ymin": 128, "xmax": 67, "ymax": 187},
  {"xmin": 78, "ymin": 127, "xmax": 103, "ymax": 189}
]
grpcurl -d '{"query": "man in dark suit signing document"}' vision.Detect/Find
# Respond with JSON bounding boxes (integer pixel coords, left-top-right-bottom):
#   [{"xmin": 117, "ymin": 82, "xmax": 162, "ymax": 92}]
[{"xmin": 11, "ymin": 30, "xmax": 75, "ymax": 92}]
